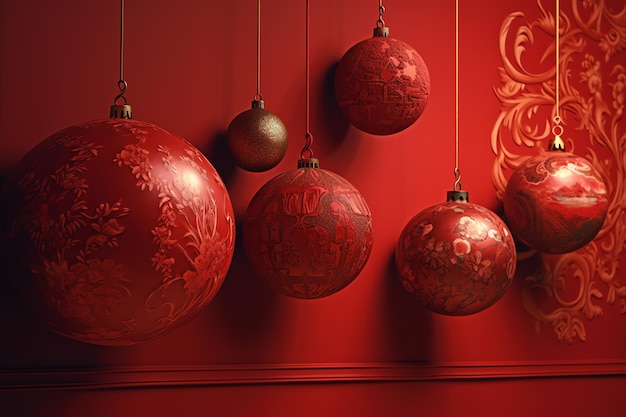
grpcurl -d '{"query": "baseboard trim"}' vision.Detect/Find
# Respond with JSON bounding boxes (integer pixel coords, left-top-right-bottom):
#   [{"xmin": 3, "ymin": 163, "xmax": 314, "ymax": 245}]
[{"xmin": 2, "ymin": 360, "xmax": 625, "ymax": 391}]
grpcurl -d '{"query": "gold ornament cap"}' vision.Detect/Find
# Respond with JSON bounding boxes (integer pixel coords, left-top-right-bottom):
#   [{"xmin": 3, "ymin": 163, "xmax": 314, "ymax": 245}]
[
  {"xmin": 251, "ymin": 94, "xmax": 265, "ymax": 109},
  {"xmin": 447, "ymin": 190, "xmax": 469, "ymax": 202},
  {"xmin": 373, "ymin": 26, "xmax": 390, "ymax": 37},
  {"xmin": 549, "ymin": 135, "xmax": 566, "ymax": 151},
  {"xmin": 297, "ymin": 158, "xmax": 320, "ymax": 168},
  {"xmin": 110, "ymin": 104, "xmax": 132, "ymax": 119}
]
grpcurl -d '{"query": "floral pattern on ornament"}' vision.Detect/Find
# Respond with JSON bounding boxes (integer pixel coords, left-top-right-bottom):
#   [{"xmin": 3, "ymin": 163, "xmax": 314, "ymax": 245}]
[
  {"xmin": 397, "ymin": 202, "xmax": 515, "ymax": 315},
  {"xmin": 492, "ymin": 0, "xmax": 626, "ymax": 341},
  {"xmin": 11, "ymin": 118, "xmax": 234, "ymax": 344},
  {"xmin": 113, "ymin": 131, "xmax": 232, "ymax": 320},
  {"xmin": 15, "ymin": 132, "xmax": 132, "ymax": 325}
]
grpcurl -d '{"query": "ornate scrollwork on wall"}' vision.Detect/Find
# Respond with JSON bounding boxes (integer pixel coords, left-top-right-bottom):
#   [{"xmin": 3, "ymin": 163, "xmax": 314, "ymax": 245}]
[{"xmin": 492, "ymin": 0, "xmax": 626, "ymax": 342}]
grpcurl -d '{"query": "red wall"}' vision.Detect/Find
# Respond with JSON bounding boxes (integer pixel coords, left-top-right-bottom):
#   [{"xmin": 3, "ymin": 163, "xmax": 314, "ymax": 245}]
[{"xmin": 1, "ymin": 0, "xmax": 625, "ymax": 415}]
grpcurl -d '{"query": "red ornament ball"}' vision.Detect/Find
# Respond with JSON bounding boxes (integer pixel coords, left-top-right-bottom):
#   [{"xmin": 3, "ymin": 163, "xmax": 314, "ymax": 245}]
[
  {"xmin": 227, "ymin": 101, "xmax": 288, "ymax": 172},
  {"xmin": 396, "ymin": 199, "xmax": 516, "ymax": 315},
  {"xmin": 4, "ymin": 118, "xmax": 236, "ymax": 345},
  {"xmin": 243, "ymin": 160, "xmax": 373, "ymax": 299},
  {"xmin": 503, "ymin": 151, "xmax": 608, "ymax": 254},
  {"xmin": 334, "ymin": 33, "xmax": 430, "ymax": 135}
]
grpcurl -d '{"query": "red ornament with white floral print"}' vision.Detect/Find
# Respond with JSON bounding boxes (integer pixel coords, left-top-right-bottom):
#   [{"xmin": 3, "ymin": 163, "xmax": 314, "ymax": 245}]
[
  {"xmin": 4, "ymin": 117, "xmax": 235, "ymax": 346},
  {"xmin": 395, "ymin": 192, "xmax": 516, "ymax": 315}
]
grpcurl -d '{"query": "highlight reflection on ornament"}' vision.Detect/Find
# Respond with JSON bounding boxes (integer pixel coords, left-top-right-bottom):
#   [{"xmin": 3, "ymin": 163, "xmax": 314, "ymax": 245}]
[
  {"xmin": 243, "ymin": 158, "xmax": 373, "ymax": 299},
  {"xmin": 503, "ymin": 147, "xmax": 608, "ymax": 254},
  {"xmin": 227, "ymin": 97, "xmax": 288, "ymax": 172},
  {"xmin": 396, "ymin": 191, "xmax": 516, "ymax": 315},
  {"xmin": 334, "ymin": 21, "xmax": 430, "ymax": 135},
  {"xmin": 501, "ymin": 0, "xmax": 610, "ymax": 256},
  {"xmin": 4, "ymin": 114, "xmax": 236, "ymax": 346}
]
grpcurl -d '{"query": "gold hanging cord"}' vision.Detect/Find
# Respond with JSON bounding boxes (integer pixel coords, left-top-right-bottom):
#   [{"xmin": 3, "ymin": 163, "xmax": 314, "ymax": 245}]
[
  {"xmin": 377, "ymin": 0, "xmax": 385, "ymax": 27},
  {"xmin": 454, "ymin": 0, "xmax": 461, "ymax": 191},
  {"xmin": 110, "ymin": 0, "xmax": 131, "ymax": 118},
  {"xmin": 115, "ymin": 0, "xmax": 127, "ymax": 105},
  {"xmin": 300, "ymin": 0, "xmax": 314, "ymax": 160},
  {"xmin": 551, "ymin": 0, "xmax": 565, "ymax": 150},
  {"xmin": 255, "ymin": 0, "xmax": 262, "ymax": 102}
]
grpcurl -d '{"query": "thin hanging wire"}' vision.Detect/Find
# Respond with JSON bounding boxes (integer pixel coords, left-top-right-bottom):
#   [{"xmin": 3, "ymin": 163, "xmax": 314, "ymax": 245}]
[
  {"xmin": 114, "ymin": 0, "xmax": 128, "ymax": 105},
  {"xmin": 255, "ymin": 0, "xmax": 262, "ymax": 101},
  {"xmin": 377, "ymin": 0, "xmax": 385, "ymax": 28},
  {"xmin": 301, "ymin": 0, "xmax": 314, "ymax": 159},
  {"xmin": 453, "ymin": 0, "xmax": 461, "ymax": 191},
  {"xmin": 552, "ymin": 0, "xmax": 563, "ymax": 139}
]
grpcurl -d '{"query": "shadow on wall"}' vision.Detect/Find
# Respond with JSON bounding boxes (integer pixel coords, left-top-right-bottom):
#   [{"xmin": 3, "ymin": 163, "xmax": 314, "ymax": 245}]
[
  {"xmin": 208, "ymin": 219, "xmax": 285, "ymax": 359},
  {"xmin": 382, "ymin": 248, "xmax": 434, "ymax": 362},
  {"xmin": 317, "ymin": 62, "xmax": 351, "ymax": 154},
  {"xmin": 203, "ymin": 130, "xmax": 238, "ymax": 186}
]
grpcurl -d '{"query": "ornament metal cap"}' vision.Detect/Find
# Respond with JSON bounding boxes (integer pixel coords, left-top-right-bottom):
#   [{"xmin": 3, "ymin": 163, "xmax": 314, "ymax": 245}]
[
  {"xmin": 251, "ymin": 98, "xmax": 265, "ymax": 109},
  {"xmin": 549, "ymin": 134, "xmax": 566, "ymax": 152},
  {"xmin": 297, "ymin": 158, "xmax": 320, "ymax": 168},
  {"xmin": 447, "ymin": 190, "xmax": 469, "ymax": 202},
  {"xmin": 110, "ymin": 104, "xmax": 132, "ymax": 119},
  {"xmin": 373, "ymin": 26, "xmax": 390, "ymax": 37}
]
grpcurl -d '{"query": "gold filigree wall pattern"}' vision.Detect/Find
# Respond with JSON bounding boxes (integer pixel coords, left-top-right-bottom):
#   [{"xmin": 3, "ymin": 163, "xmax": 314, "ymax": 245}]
[{"xmin": 492, "ymin": 0, "xmax": 626, "ymax": 342}]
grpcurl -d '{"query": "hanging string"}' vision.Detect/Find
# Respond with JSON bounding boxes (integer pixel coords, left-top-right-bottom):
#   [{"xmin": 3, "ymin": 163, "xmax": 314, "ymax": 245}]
[
  {"xmin": 554, "ymin": 0, "xmax": 560, "ymax": 120},
  {"xmin": 552, "ymin": 0, "xmax": 564, "ymax": 142},
  {"xmin": 453, "ymin": 0, "xmax": 461, "ymax": 191},
  {"xmin": 114, "ymin": 0, "xmax": 128, "ymax": 105},
  {"xmin": 377, "ymin": 0, "xmax": 385, "ymax": 28},
  {"xmin": 301, "ymin": 0, "xmax": 314, "ymax": 159},
  {"xmin": 255, "ymin": 0, "xmax": 262, "ymax": 101}
]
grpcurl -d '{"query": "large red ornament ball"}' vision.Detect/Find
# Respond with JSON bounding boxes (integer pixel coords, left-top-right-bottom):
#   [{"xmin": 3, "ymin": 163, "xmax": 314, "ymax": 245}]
[
  {"xmin": 243, "ymin": 160, "xmax": 373, "ymax": 299},
  {"xmin": 334, "ymin": 33, "xmax": 430, "ymax": 135},
  {"xmin": 4, "ymin": 118, "xmax": 236, "ymax": 345},
  {"xmin": 395, "ymin": 199, "xmax": 516, "ymax": 315},
  {"xmin": 503, "ymin": 151, "xmax": 608, "ymax": 254},
  {"xmin": 227, "ymin": 100, "xmax": 288, "ymax": 172}
]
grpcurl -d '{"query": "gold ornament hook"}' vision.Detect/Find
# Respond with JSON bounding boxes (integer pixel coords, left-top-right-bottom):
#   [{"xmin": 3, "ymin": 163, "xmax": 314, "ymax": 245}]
[{"xmin": 373, "ymin": 0, "xmax": 389, "ymax": 37}]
